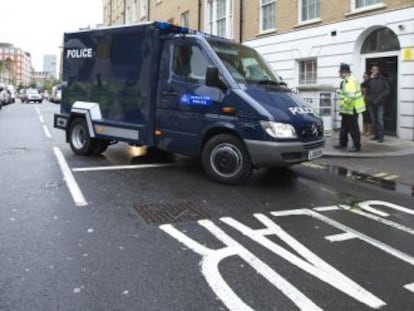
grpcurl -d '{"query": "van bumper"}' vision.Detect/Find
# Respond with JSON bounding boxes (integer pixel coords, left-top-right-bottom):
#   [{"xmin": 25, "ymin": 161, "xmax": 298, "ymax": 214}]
[{"xmin": 244, "ymin": 138, "xmax": 325, "ymax": 167}]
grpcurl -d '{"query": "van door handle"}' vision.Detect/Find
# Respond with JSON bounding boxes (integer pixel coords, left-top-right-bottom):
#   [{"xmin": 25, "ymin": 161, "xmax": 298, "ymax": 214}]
[{"xmin": 162, "ymin": 91, "xmax": 177, "ymax": 97}]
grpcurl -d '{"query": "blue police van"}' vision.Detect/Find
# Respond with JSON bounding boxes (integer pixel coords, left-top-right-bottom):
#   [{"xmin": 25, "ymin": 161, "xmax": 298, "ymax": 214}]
[{"xmin": 54, "ymin": 22, "xmax": 324, "ymax": 184}]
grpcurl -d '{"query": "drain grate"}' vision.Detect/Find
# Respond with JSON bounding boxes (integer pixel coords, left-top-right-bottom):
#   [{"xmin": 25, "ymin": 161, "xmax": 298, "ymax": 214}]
[{"xmin": 134, "ymin": 201, "xmax": 210, "ymax": 225}]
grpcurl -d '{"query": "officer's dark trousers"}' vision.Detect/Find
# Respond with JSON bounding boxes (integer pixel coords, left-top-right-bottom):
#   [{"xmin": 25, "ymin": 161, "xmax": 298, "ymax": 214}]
[{"xmin": 339, "ymin": 113, "xmax": 361, "ymax": 149}]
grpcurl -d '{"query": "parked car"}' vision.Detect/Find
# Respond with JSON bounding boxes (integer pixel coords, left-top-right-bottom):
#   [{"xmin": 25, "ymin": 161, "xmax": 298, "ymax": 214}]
[
  {"xmin": 50, "ymin": 86, "xmax": 62, "ymax": 103},
  {"xmin": 0, "ymin": 84, "xmax": 10, "ymax": 106},
  {"xmin": 24, "ymin": 89, "xmax": 43, "ymax": 103},
  {"xmin": 7, "ymin": 85, "xmax": 16, "ymax": 103}
]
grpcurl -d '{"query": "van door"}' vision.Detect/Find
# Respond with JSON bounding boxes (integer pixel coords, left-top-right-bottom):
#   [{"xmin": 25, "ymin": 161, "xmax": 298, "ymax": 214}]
[{"xmin": 156, "ymin": 38, "xmax": 222, "ymax": 155}]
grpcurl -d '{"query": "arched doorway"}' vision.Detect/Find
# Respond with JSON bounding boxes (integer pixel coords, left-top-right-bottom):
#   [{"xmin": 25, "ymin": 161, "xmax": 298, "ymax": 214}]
[{"xmin": 361, "ymin": 27, "xmax": 400, "ymax": 136}]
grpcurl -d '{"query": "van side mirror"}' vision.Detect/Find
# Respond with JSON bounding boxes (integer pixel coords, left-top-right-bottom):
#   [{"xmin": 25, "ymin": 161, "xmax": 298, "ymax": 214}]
[{"xmin": 205, "ymin": 66, "xmax": 227, "ymax": 91}]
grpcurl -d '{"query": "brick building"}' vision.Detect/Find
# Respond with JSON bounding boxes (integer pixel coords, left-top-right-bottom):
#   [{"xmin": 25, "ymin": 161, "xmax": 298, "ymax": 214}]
[
  {"xmin": 101, "ymin": 0, "xmax": 414, "ymax": 140},
  {"xmin": 0, "ymin": 43, "xmax": 33, "ymax": 87}
]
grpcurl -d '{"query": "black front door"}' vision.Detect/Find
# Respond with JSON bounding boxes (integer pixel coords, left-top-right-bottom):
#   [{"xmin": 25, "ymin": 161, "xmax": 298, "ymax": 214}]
[{"xmin": 366, "ymin": 57, "xmax": 398, "ymax": 135}]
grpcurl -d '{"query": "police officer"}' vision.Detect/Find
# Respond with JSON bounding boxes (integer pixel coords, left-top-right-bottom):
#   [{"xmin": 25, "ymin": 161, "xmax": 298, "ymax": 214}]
[{"xmin": 334, "ymin": 63, "xmax": 366, "ymax": 152}]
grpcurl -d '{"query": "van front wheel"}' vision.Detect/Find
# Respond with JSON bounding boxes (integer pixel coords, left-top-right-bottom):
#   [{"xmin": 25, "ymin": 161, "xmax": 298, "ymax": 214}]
[{"xmin": 202, "ymin": 134, "xmax": 252, "ymax": 184}]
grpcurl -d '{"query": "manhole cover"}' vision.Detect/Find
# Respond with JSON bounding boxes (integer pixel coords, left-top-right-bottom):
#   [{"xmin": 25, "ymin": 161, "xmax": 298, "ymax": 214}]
[{"xmin": 134, "ymin": 201, "xmax": 210, "ymax": 225}]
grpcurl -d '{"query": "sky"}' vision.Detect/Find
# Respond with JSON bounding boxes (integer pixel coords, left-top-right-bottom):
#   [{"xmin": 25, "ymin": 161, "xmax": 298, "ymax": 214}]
[{"xmin": 0, "ymin": 0, "xmax": 103, "ymax": 72}]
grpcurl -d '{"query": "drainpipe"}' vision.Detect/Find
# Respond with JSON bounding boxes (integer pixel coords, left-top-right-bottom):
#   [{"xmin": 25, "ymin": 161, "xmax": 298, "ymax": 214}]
[
  {"xmin": 123, "ymin": 0, "xmax": 127, "ymax": 24},
  {"xmin": 109, "ymin": 0, "xmax": 113, "ymax": 25},
  {"xmin": 239, "ymin": 0, "xmax": 243, "ymax": 43},
  {"xmin": 198, "ymin": 0, "xmax": 202, "ymax": 31}
]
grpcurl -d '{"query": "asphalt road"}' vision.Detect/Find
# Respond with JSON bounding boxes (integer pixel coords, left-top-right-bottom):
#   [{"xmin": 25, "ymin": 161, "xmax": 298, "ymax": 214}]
[{"xmin": 0, "ymin": 101, "xmax": 413, "ymax": 311}]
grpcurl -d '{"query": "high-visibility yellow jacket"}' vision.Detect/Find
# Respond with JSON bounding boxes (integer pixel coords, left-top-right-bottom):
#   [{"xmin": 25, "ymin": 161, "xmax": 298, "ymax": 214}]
[{"xmin": 339, "ymin": 75, "xmax": 366, "ymax": 115}]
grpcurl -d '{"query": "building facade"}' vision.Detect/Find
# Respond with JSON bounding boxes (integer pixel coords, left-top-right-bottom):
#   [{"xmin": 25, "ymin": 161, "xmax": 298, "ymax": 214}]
[
  {"xmin": 43, "ymin": 54, "xmax": 57, "ymax": 79},
  {"xmin": 32, "ymin": 71, "xmax": 55, "ymax": 90},
  {"xmin": 0, "ymin": 43, "xmax": 33, "ymax": 87},
  {"xmin": 101, "ymin": 0, "xmax": 414, "ymax": 140}
]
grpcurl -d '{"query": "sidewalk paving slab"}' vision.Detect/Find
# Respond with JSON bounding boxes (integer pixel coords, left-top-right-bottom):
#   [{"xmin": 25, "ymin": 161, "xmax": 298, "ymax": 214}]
[{"xmin": 323, "ymin": 132, "xmax": 414, "ymax": 158}]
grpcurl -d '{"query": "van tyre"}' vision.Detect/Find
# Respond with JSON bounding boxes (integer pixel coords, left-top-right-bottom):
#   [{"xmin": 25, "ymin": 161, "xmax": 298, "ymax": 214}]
[
  {"xmin": 202, "ymin": 134, "xmax": 252, "ymax": 184},
  {"xmin": 68, "ymin": 118, "xmax": 99, "ymax": 155},
  {"xmin": 91, "ymin": 139, "xmax": 109, "ymax": 155}
]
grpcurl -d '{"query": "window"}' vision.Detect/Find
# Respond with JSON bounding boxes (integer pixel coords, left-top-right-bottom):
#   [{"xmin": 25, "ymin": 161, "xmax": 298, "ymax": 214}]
[
  {"xmin": 353, "ymin": 0, "xmax": 382, "ymax": 10},
  {"xmin": 361, "ymin": 28, "xmax": 400, "ymax": 54},
  {"xmin": 206, "ymin": 0, "xmax": 233, "ymax": 39},
  {"xmin": 181, "ymin": 11, "xmax": 189, "ymax": 28},
  {"xmin": 299, "ymin": 0, "xmax": 319, "ymax": 22},
  {"xmin": 260, "ymin": 0, "xmax": 276, "ymax": 32},
  {"xmin": 172, "ymin": 44, "xmax": 210, "ymax": 81},
  {"xmin": 140, "ymin": 0, "xmax": 148, "ymax": 19},
  {"xmin": 299, "ymin": 59, "xmax": 317, "ymax": 85}
]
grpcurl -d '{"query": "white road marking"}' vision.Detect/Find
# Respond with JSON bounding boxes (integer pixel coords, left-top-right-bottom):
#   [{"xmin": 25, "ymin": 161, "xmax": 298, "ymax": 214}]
[
  {"xmin": 271, "ymin": 208, "xmax": 414, "ymax": 266},
  {"xmin": 325, "ymin": 232, "xmax": 357, "ymax": 242},
  {"xmin": 357, "ymin": 203, "xmax": 389, "ymax": 217},
  {"xmin": 38, "ymin": 115, "xmax": 45, "ymax": 124},
  {"xmin": 373, "ymin": 172, "xmax": 388, "ymax": 177},
  {"xmin": 339, "ymin": 205, "xmax": 414, "ymax": 235},
  {"xmin": 223, "ymin": 215, "xmax": 386, "ymax": 309},
  {"xmin": 383, "ymin": 175, "xmax": 399, "ymax": 181},
  {"xmin": 53, "ymin": 147, "xmax": 87, "ymax": 207},
  {"xmin": 313, "ymin": 206, "xmax": 340, "ymax": 212},
  {"xmin": 72, "ymin": 163, "xmax": 177, "ymax": 172},
  {"xmin": 360, "ymin": 200, "xmax": 414, "ymax": 216},
  {"xmin": 404, "ymin": 282, "xmax": 414, "ymax": 293},
  {"xmin": 43, "ymin": 125, "xmax": 52, "ymax": 138},
  {"xmin": 35, "ymin": 105, "xmax": 41, "ymax": 115},
  {"xmin": 160, "ymin": 221, "xmax": 323, "ymax": 311}
]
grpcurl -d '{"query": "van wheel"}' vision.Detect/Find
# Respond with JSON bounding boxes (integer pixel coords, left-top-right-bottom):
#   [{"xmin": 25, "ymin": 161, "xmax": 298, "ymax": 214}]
[
  {"xmin": 202, "ymin": 134, "xmax": 252, "ymax": 184},
  {"xmin": 68, "ymin": 118, "xmax": 97, "ymax": 155}
]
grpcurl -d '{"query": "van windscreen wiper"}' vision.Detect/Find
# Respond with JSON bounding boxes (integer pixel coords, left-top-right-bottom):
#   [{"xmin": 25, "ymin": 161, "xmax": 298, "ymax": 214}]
[{"xmin": 256, "ymin": 79, "xmax": 287, "ymax": 86}]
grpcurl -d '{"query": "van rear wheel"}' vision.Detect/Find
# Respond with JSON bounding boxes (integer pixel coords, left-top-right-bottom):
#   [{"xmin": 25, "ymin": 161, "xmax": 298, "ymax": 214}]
[
  {"xmin": 202, "ymin": 134, "xmax": 252, "ymax": 184},
  {"xmin": 69, "ymin": 118, "xmax": 98, "ymax": 155}
]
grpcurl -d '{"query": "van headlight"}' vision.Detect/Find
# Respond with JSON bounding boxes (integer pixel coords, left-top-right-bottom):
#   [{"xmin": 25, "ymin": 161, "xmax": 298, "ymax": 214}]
[{"xmin": 260, "ymin": 121, "xmax": 297, "ymax": 138}]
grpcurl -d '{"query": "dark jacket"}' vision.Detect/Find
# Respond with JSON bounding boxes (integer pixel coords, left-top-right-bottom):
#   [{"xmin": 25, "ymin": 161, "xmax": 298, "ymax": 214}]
[{"xmin": 361, "ymin": 74, "xmax": 391, "ymax": 106}]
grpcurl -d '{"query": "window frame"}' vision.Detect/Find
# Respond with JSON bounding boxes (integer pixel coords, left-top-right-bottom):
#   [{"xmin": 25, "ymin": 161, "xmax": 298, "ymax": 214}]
[
  {"xmin": 205, "ymin": 0, "xmax": 234, "ymax": 39},
  {"xmin": 140, "ymin": 0, "xmax": 148, "ymax": 19},
  {"xmin": 181, "ymin": 11, "xmax": 190, "ymax": 28},
  {"xmin": 260, "ymin": 0, "xmax": 277, "ymax": 33},
  {"xmin": 298, "ymin": 58, "xmax": 318, "ymax": 85},
  {"xmin": 351, "ymin": 0, "xmax": 383, "ymax": 12},
  {"xmin": 298, "ymin": 0, "xmax": 320, "ymax": 25}
]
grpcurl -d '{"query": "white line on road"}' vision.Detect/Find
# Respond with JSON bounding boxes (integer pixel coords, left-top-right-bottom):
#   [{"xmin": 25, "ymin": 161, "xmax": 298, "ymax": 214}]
[
  {"xmin": 404, "ymin": 282, "xmax": 414, "ymax": 293},
  {"xmin": 53, "ymin": 147, "xmax": 87, "ymax": 207},
  {"xmin": 313, "ymin": 206, "xmax": 340, "ymax": 212},
  {"xmin": 35, "ymin": 105, "xmax": 41, "ymax": 115},
  {"xmin": 325, "ymin": 232, "xmax": 357, "ymax": 242},
  {"xmin": 383, "ymin": 174, "xmax": 399, "ymax": 181},
  {"xmin": 339, "ymin": 205, "xmax": 414, "ymax": 235},
  {"xmin": 43, "ymin": 125, "xmax": 52, "ymax": 138},
  {"xmin": 373, "ymin": 172, "xmax": 388, "ymax": 178},
  {"xmin": 72, "ymin": 163, "xmax": 177, "ymax": 172},
  {"xmin": 38, "ymin": 115, "xmax": 45, "ymax": 124}
]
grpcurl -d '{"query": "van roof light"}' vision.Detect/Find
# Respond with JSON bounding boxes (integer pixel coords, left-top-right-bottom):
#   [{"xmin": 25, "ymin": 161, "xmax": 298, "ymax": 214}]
[{"xmin": 155, "ymin": 22, "xmax": 189, "ymax": 34}]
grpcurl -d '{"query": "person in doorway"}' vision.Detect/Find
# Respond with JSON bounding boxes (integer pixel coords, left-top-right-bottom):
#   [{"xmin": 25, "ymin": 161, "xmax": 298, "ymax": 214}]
[
  {"xmin": 361, "ymin": 72, "xmax": 373, "ymax": 137},
  {"xmin": 361, "ymin": 65, "xmax": 391, "ymax": 143},
  {"xmin": 334, "ymin": 63, "xmax": 366, "ymax": 152}
]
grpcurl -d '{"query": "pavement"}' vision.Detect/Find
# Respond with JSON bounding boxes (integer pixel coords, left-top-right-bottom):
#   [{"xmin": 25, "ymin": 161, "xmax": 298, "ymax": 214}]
[
  {"xmin": 323, "ymin": 131, "xmax": 414, "ymax": 158},
  {"xmin": 312, "ymin": 131, "xmax": 414, "ymax": 191}
]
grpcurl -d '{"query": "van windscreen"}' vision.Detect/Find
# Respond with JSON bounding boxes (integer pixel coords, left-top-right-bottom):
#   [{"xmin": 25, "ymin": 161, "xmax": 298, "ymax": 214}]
[{"xmin": 208, "ymin": 40, "xmax": 281, "ymax": 85}]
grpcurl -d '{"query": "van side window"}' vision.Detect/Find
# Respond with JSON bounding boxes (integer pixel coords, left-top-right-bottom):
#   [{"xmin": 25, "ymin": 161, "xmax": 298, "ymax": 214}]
[{"xmin": 172, "ymin": 44, "xmax": 210, "ymax": 81}]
